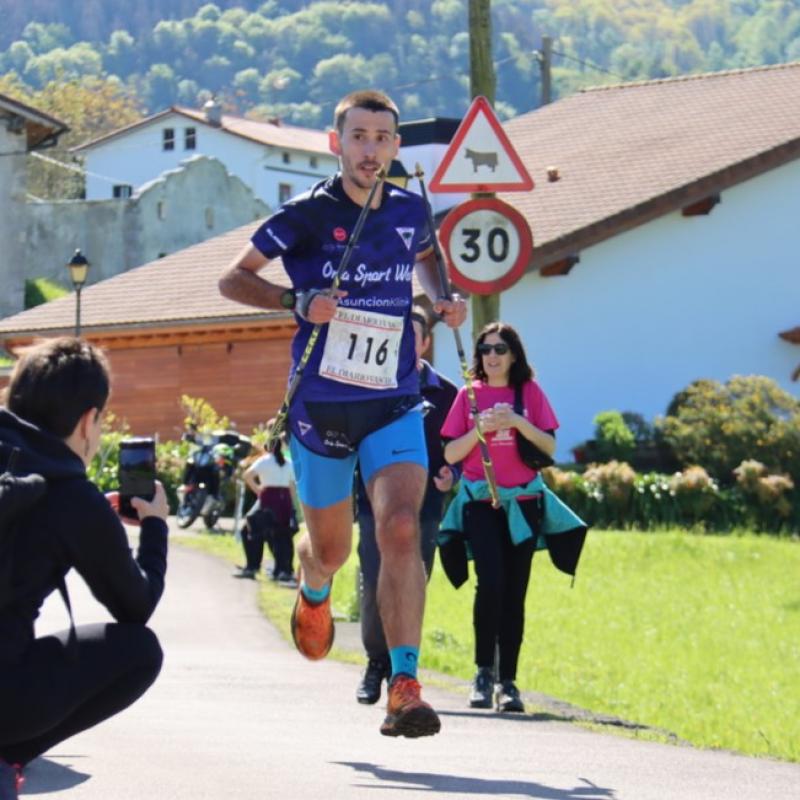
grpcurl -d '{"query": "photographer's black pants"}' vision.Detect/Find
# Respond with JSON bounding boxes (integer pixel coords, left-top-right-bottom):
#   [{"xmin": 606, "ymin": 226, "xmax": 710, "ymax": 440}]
[
  {"xmin": 0, "ymin": 622, "xmax": 163, "ymax": 765},
  {"xmin": 464, "ymin": 501, "xmax": 535, "ymax": 682}
]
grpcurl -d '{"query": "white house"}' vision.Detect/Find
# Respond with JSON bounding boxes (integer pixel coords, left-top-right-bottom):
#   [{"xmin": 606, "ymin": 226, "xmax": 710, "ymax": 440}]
[
  {"xmin": 73, "ymin": 100, "xmax": 339, "ymax": 208},
  {"xmin": 74, "ymin": 102, "xmax": 464, "ymax": 216},
  {"xmin": 433, "ymin": 63, "xmax": 800, "ymax": 459}
]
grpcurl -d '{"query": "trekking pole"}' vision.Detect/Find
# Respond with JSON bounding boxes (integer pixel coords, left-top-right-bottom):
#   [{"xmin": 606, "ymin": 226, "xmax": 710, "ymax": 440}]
[
  {"xmin": 415, "ymin": 164, "xmax": 501, "ymax": 508},
  {"xmin": 266, "ymin": 166, "xmax": 387, "ymax": 450}
]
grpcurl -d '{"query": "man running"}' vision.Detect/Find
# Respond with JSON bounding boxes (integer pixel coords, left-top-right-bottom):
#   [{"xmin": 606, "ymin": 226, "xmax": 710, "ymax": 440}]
[{"xmin": 219, "ymin": 89, "xmax": 466, "ymax": 738}]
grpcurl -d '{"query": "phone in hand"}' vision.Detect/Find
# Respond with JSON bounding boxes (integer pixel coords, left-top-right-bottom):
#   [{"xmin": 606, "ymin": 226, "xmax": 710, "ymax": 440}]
[{"xmin": 118, "ymin": 437, "xmax": 156, "ymax": 520}]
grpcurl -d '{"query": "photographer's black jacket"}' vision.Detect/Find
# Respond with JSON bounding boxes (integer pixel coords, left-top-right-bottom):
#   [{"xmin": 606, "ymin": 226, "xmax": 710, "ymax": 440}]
[{"xmin": 0, "ymin": 409, "xmax": 168, "ymax": 664}]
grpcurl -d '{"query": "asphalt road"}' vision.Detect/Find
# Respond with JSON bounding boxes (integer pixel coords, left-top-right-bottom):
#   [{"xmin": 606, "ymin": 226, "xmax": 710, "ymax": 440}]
[{"xmin": 25, "ymin": 521, "xmax": 800, "ymax": 799}]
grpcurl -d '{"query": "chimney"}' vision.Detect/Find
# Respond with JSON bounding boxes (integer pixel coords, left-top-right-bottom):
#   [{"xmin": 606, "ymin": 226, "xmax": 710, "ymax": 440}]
[{"xmin": 204, "ymin": 97, "xmax": 222, "ymax": 127}]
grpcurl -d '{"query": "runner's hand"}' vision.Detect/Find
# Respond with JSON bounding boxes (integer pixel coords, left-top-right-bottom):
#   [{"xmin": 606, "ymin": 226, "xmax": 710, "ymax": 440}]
[
  {"xmin": 304, "ymin": 289, "xmax": 347, "ymax": 324},
  {"xmin": 433, "ymin": 293, "xmax": 467, "ymax": 328}
]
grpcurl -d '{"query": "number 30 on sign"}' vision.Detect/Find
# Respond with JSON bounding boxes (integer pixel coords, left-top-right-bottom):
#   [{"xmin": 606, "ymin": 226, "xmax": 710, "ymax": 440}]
[{"xmin": 439, "ymin": 198, "xmax": 533, "ymax": 295}]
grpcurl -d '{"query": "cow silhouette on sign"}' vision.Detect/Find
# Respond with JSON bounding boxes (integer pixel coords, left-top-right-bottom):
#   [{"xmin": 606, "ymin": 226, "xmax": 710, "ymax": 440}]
[{"xmin": 464, "ymin": 148, "xmax": 498, "ymax": 172}]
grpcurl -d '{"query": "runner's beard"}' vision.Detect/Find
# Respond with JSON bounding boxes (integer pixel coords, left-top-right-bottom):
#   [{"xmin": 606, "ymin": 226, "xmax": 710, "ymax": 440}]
[{"xmin": 343, "ymin": 156, "xmax": 383, "ymax": 192}]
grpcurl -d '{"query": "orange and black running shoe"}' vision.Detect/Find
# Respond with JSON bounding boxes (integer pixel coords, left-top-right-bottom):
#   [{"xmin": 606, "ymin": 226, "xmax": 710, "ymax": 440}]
[
  {"xmin": 290, "ymin": 588, "xmax": 334, "ymax": 661},
  {"xmin": 380, "ymin": 674, "xmax": 441, "ymax": 738}
]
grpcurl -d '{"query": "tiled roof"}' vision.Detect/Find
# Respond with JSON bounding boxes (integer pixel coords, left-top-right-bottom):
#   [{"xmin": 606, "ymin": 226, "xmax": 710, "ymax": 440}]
[
  {"xmin": 0, "ymin": 91, "xmax": 69, "ymax": 148},
  {"xmin": 0, "ymin": 221, "xmax": 281, "ymax": 336},
  {"xmin": 501, "ymin": 62, "xmax": 800, "ymax": 267},
  {"xmin": 5, "ymin": 63, "xmax": 800, "ymax": 337},
  {"xmin": 72, "ymin": 106, "xmax": 331, "ymax": 155}
]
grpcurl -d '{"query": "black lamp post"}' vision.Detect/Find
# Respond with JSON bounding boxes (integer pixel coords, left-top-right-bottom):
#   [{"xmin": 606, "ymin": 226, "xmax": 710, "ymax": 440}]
[{"xmin": 67, "ymin": 249, "xmax": 90, "ymax": 337}]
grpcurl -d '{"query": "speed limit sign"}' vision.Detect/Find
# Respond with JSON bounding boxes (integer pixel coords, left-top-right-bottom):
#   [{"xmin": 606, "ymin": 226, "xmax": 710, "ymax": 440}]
[{"xmin": 439, "ymin": 198, "xmax": 533, "ymax": 295}]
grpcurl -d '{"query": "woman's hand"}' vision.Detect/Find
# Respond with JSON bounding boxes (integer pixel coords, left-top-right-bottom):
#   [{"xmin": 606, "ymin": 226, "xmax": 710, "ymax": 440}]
[{"xmin": 480, "ymin": 402, "xmax": 516, "ymax": 433}]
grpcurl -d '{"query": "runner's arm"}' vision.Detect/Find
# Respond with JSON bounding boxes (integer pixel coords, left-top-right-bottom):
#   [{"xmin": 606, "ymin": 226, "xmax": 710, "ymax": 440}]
[
  {"xmin": 415, "ymin": 248, "xmax": 467, "ymax": 329},
  {"xmin": 218, "ymin": 244, "xmax": 287, "ymax": 310}
]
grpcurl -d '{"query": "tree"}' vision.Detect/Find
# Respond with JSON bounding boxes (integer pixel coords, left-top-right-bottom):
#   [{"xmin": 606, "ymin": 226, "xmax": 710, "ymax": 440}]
[{"xmin": 2, "ymin": 75, "xmax": 144, "ymax": 200}]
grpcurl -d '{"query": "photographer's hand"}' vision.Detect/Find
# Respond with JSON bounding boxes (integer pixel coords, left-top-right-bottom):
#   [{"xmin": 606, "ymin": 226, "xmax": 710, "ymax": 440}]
[
  {"xmin": 107, "ymin": 482, "xmax": 169, "ymax": 526},
  {"xmin": 132, "ymin": 482, "xmax": 169, "ymax": 522}
]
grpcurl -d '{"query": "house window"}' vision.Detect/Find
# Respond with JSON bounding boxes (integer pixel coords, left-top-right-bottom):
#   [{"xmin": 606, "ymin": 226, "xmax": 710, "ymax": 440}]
[
  {"xmin": 309, "ymin": 156, "xmax": 318, "ymax": 169},
  {"xmin": 163, "ymin": 128, "xmax": 175, "ymax": 151},
  {"xmin": 282, "ymin": 152, "xmax": 291, "ymax": 164},
  {"xmin": 184, "ymin": 127, "xmax": 196, "ymax": 150},
  {"xmin": 205, "ymin": 207, "xmax": 214, "ymax": 229},
  {"xmin": 157, "ymin": 201, "xmax": 166, "ymax": 220},
  {"xmin": 112, "ymin": 184, "xmax": 133, "ymax": 199},
  {"xmin": 279, "ymin": 183, "xmax": 293, "ymax": 203}
]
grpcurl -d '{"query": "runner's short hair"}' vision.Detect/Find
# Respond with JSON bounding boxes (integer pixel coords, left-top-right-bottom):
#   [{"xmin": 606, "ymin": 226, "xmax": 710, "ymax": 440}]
[
  {"xmin": 5, "ymin": 337, "xmax": 110, "ymax": 438},
  {"xmin": 334, "ymin": 90, "xmax": 400, "ymax": 134}
]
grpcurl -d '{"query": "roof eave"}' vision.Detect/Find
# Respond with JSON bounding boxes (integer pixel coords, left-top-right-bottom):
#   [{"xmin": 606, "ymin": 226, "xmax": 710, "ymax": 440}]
[{"xmin": 528, "ymin": 136, "xmax": 800, "ymax": 273}]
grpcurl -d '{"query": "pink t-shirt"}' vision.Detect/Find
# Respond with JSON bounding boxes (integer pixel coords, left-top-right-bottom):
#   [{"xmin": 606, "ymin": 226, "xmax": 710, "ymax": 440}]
[{"xmin": 441, "ymin": 379, "xmax": 559, "ymax": 487}]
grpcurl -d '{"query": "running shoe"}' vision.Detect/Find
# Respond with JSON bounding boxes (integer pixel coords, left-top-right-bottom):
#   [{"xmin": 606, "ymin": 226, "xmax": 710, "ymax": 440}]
[
  {"xmin": 469, "ymin": 667, "xmax": 495, "ymax": 709},
  {"xmin": 0, "ymin": 760, "xmax": 24, "ymax": 800},
  {"xmin": 380, "ymin": 675, "xmax": 441, "ymax": 738},
  {"xmin": 496, "ymin": 680, "xmax": 525, "ymax": 713},
  {"xmin": 356, "ymin": 657, "xmax": 390, "ymax": 705},
  {"xmin": 290, "ymin": 587, "xmax": 334, "ymax": 661}
]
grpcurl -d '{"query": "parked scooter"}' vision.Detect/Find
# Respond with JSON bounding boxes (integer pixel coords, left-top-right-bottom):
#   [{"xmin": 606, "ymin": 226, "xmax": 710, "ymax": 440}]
[{"xmin": 176, "ymin": 430, "xmax": 251, "ymax": 529}]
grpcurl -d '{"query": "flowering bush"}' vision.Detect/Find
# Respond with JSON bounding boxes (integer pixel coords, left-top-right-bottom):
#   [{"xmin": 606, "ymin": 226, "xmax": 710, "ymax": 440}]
[
  {"xmin": 658, "ymin": 376, "xmax": 800, "ymax": 483},
  {"xmin": 733, "ymin": 459, "xmax": 795, "ymax": 527},
  {"xmin": 668, "ymin": 465, "xmax": 719, "ymax": 521}
]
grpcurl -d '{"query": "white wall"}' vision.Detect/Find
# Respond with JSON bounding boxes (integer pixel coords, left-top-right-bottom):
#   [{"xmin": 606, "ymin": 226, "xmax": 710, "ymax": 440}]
[
  {"xmin": 433, "ymin": 160, "xmax": 800, "ymax": 461},
  {"xmin": 0, "ymin": 124, "xmax": 29, "ymax": 317},
  {"xmin": 83, "ymin": 113, "xmax": 337, "ymax": 207}
]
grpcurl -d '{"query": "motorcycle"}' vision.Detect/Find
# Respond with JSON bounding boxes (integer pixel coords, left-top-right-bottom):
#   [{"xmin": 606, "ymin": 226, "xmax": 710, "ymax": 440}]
[{"xmin": 176, "ymin": 430, "xmax": 251, "ymax": 529}]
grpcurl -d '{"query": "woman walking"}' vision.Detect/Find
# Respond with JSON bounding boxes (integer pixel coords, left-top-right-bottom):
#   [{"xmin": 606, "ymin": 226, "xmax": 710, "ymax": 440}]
[{"xmin": 440, "ymin": 322, "xmax": 586, "ymax": 713}]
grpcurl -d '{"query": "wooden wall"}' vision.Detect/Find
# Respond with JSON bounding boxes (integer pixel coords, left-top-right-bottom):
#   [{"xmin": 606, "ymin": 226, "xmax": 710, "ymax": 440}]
[{"xmin": 99, "ymin": 329, "xmax": 293, "ymax": 441}]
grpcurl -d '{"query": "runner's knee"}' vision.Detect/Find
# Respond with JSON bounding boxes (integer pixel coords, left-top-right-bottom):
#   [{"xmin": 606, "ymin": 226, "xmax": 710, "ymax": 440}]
[{"xmin": 375, "ymin": 506, "xmax": 419, "ymax": 557}]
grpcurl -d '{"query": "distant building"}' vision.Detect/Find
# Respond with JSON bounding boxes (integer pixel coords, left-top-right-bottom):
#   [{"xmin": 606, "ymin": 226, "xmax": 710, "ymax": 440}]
[{"xmin": 72, "ymin": 100, "xmax": 338, "ymax": 207}]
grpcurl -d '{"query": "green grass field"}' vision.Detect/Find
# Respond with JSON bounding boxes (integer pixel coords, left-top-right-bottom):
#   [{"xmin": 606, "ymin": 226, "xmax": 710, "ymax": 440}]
[{"xmin": 177, "ymin": 527, "xmax": 800, "ymax": 762}]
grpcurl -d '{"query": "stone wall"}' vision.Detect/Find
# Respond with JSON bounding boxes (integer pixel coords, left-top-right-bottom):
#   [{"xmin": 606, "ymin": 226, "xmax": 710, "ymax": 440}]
[{"xmin": 0, "ymin": 155, "xmax": 269, "ymax": 318}]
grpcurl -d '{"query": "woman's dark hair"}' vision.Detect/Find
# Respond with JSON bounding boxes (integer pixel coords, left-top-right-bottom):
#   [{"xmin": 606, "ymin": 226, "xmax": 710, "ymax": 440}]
[
  {"xmin": 471, "ymin": 322, "xmax": 533, "ymax": 388},
  {"xmin": 265, "ymin": 419, "xmax": 287, "ymax": 466},
  {"xmin": 5, "ymin": 337, "xmax": 110, "ymax": 438}
]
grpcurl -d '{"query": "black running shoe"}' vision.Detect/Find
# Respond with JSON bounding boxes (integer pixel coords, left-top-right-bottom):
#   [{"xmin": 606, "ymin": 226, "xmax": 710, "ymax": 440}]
[
  {"xmin": 356, "ymin": 657, "xmax": 390, "ymax": 705},
  {"xmin": 496, "ymin": 680, "xmax": 525, "ymax": 713},
  {"xmin": 469, "ymin": 667, "xmax": 495, "ymax": 709}
]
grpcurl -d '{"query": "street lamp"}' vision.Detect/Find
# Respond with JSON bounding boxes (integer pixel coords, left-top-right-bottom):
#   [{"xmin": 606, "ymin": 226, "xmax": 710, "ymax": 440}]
[
  {"xmin": 67, "ymin": 249, "xmax": 90, "ymax": 337},
  {"xmin": 386, "ymin": 159, "xmax": 410, "ymax": 189}
]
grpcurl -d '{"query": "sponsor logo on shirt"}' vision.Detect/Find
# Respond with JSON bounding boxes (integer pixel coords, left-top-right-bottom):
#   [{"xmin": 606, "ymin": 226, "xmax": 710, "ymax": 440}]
[
  {"xmin": 333, "ymin": 227, "xmax": 348, "ymax": 242},
  {"xmin": 396, "ymin": 227, "xmax": 415, "ymax": 250}
]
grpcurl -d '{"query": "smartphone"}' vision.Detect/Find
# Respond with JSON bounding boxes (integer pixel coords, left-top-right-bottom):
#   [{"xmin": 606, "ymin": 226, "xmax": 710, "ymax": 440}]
[{"xmin": 118, "ymin": 437, "xmax": 156, "ymax": 520}]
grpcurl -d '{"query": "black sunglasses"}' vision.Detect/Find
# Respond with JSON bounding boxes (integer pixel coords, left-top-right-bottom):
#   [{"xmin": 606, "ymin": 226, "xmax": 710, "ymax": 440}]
[{"xmin": 477, "ymin": 342, "xmax": 510, "ymax": 356}]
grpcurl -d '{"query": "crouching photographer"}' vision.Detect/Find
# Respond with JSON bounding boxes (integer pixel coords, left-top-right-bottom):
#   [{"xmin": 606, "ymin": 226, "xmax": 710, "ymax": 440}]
[{"xmin": 0, "ymin": 337, "xmax": 169, "ymax": 799}]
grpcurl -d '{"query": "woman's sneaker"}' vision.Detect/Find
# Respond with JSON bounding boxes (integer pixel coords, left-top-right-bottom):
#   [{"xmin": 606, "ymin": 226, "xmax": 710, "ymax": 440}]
[
  {"xmin": 469, "ymin": 667, "xmax": 495, "ymax": 709},
  {"xmin": 495, "ymin": 680, "xmax": 525, "ymax": 713},
  {"xmin": 0, "ymin": 760, "xmax": 24, "ymax": 800}
]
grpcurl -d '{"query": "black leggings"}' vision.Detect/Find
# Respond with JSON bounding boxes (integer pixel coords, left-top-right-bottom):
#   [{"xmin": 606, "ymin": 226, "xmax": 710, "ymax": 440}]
[
  {"xmin": 464, "ymin": 501, "xmax": 535, "ymax": 682},
  {"xmin": 0, "ymin": 622, "xmax": 163, "ymax": 765}
]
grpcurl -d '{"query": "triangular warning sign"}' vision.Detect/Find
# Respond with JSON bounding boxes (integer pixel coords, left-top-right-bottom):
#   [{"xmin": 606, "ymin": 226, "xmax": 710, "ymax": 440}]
[{"xmin": 429, "ymin": 96, "xmax": 534, "ymax": 193}]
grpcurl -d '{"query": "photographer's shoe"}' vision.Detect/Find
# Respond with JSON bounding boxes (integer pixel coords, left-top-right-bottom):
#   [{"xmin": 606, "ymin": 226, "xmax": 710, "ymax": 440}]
[
  {"xmin": 380, "ymin": 675, "xmax": 441, "ymax": 738},
  {"xmin": 469, "ymin": 667, "xmax": 495, "ymax": 709},
  {"xmin": 496, "ymin": 680, "xmax": 525, "ymax": 713},
  {"xmin": 356, "ymin": 657, "xmax": 390, "ymax": 705},
  {"xmin": 290, "ymin": 587, "xmax": 334, "ymax": 661},
  {"xmin": 0, "ymin": 760, "xmax": 24, "ymax": 800}
]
